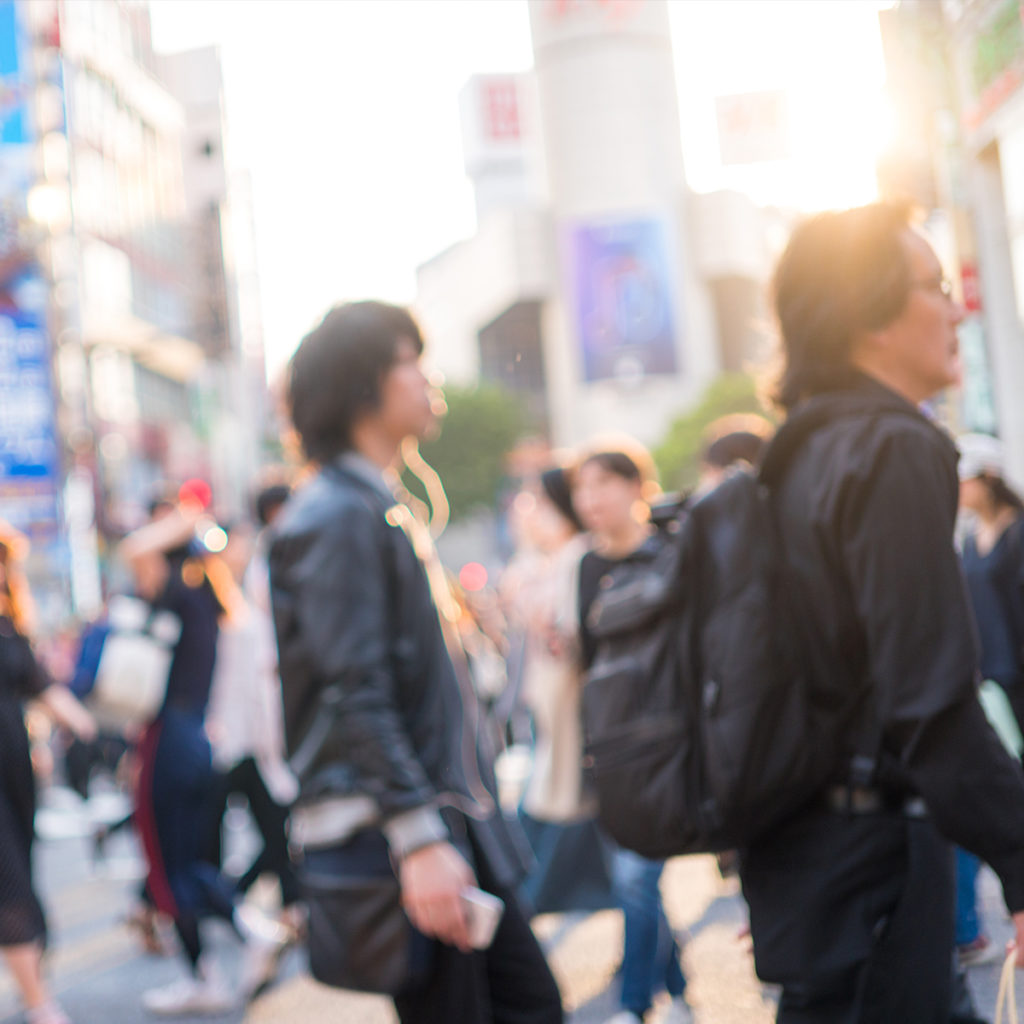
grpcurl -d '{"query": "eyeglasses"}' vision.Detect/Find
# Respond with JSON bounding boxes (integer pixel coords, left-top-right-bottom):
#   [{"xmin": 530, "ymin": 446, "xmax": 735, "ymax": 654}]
[{"xmin": 911, "ymin": 276, "xmax": 954, "ymax": 300}]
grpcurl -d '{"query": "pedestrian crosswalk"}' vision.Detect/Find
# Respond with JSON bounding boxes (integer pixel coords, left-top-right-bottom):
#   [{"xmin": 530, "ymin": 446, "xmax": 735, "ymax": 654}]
[{"xmin": 14, "ymin": 795, "xmax": 1013, "ymax": 1024}]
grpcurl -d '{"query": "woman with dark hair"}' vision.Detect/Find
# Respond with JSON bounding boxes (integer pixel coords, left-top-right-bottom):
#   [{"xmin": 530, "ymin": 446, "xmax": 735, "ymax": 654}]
[
  {"xmin": 959, "ymin": 434, "xmax": 1024, "ymax": 732},
  {"xmin": 504, "ymin": 466, "xmax": 614, "ymax": 918},
  {"xmin": 573, "ymin": 444, "xmax": 692, "ymax": 1024},
  {"xmin": 0, "ymin": 523, "xmax": 95, "ymax": 1024}
]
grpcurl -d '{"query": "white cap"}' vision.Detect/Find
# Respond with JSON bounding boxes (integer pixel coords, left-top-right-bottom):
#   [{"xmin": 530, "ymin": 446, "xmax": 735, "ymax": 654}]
[{"xmin": 958, "ymin": 433, "xmax": 1005, "ymax": 481}]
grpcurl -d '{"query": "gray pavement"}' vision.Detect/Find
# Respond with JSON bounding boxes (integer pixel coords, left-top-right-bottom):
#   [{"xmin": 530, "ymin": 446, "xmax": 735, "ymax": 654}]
[{"xmin": 0, "ymin": 787, "xmax": 1016, "ymax": 1023}]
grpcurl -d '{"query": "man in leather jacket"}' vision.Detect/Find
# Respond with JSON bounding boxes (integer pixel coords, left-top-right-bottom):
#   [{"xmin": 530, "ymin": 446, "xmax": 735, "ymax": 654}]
[
  {"xmin": 268, "ymin": 301, "xmax": 562, "ymax": 1023},
  {"xmin": 740, "ymin": 202, "xmax": 1024, "ymax": 1023}
]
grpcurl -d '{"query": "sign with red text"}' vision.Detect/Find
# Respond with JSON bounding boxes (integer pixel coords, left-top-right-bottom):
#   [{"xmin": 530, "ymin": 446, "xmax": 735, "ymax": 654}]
[{"xmin": 715, "ymin": 91, "xmax": 791, "ymax": 166}]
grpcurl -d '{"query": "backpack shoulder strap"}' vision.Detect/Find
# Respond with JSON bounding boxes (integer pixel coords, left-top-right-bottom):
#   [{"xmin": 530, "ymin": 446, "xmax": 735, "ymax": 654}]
[
  {"xmin": 754, "ymin": 393, "xmax": 914, "ymax": 788},
  {"xmin": 758, "ymin": 389, "xmax": 925, "ymax": 490}
]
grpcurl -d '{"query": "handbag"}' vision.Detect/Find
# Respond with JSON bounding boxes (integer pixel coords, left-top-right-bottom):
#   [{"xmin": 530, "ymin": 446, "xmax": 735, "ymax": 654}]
[
  {"xmin": 89, "ymin": 594, "xmax": 182, "ymax": 730},
  {"xmin": 297, "ymin": 830, "xmax": 432, "ymax": 995}
]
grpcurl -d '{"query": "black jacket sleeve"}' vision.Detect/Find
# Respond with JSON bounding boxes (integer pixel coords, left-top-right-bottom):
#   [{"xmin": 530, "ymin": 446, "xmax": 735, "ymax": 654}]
[{"xmin": 840, "ymin": 427, "xmax": 1024, "ymax": 911}]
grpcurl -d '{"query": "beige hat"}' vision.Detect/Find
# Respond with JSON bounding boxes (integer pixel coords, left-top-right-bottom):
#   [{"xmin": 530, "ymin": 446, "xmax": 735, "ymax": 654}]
[{"xmin": 958, "ymin": 433, "xmax": 1005, "ymax": 481}]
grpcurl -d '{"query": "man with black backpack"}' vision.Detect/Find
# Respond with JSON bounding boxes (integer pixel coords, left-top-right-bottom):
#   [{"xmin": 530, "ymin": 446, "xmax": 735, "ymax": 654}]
[{"xmin": 738, "ymin": 202, "xmax": 1024, "ymax": 1021}]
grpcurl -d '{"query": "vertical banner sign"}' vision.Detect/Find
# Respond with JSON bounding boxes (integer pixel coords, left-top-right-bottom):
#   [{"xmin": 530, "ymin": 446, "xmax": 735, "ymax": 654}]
[
  {"xmin": 569, "ymin": 218, "xmax": 680, "ymax": 383},
  {"xmin": 0, "ymin": 0, "xmax": 60, "ymax": 544},
  {"xmin": 959, "ymin": 317, "xmax": 999, "ymax": 436},
  {"xmin": 715, "ymin": 91, "xmax": 791, "ymax": 166},
  {"xmin": 481, "ymin": 79, "xmax": 520, "ymax": 141}
]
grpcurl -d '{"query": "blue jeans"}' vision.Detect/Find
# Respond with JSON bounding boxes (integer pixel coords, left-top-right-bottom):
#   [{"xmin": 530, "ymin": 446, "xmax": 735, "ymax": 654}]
[
  {"xmin": 611, "ymin": 847, "xmax": 686, "ymax": 1017},
  {"xmin": 954, "ymin": 847, "xmax": 981, "ymax": 946}
]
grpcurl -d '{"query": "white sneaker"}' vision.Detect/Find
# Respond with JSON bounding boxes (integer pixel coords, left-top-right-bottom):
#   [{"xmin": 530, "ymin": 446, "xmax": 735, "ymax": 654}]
[
  {"xmin": 142, "ymin": 970, "xmax": 235, "ymax": 1017},
  {"xmin": 236, "ymin": 904, "xmax": 291, "ymax": 1000},
  {"xmin": 25, "ymin": 1002, "xmax": 72, "ymax": 1024},
  {"xmin": 663, "ymin": 997, "xmax": 695, "ymax": 1024},
  {"xmin": 239, "ymin": 928, "xmax": 290, "ymax": 1001},
  {"xmin": 604, "ymin": 1013, "xmax": 644, "ymax": 1024}
]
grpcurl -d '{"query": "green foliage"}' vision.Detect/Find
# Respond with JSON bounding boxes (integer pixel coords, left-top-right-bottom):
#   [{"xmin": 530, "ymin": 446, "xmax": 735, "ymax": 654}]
[
  {"xmin": 408, "ymin": 384, "xmax": 529, "ymax": 522},
  {"xmin": 653, "ymin": 373, "xmax": 771, "ymax": 492}
]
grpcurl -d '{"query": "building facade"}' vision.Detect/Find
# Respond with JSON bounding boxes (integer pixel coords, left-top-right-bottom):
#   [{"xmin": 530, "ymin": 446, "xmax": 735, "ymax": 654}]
[
  {"xmin": 415, "ymin": 0, "xmax": 774, "ymax": 452},
  {"xmin": 0, "ymin": 0, "xmax": 265, "ymax": 624},
  {"xmin": 946, "ymin": 0, "xmax": 1024, "ymax": 485},
  {"xmin": 879, "ymin": 0, "xmax": 1024, "ymax": 485}
]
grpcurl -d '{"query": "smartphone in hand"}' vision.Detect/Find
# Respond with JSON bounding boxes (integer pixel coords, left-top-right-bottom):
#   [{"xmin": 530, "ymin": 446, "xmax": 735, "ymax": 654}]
[{"xmin": 461, "ymin": 887, "xmax": 505, "ymax": 950}]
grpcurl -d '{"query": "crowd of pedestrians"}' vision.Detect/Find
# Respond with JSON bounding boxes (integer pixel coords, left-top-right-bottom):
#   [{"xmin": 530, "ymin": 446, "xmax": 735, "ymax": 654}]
[{"xmin": 2, "ymin": 200, "xmax": 1024, "ymax": 1024}]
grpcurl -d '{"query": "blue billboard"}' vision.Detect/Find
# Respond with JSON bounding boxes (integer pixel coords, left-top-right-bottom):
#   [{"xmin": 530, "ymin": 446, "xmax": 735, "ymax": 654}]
[
  {"xmin": 568, "ymin": 217, "xmax": 681, "ymax": 383},
  {"xmin": 0, "ymin": 0, "xmax": 60, "ymax": 542}
]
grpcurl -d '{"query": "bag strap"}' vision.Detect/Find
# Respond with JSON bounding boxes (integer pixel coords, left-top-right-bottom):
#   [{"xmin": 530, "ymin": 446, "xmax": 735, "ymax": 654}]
[
  {"xmin": 996, "ymin": 949, "xmax": 1019, "ymax": 1024},
  {"xmin": 758, "ymin": 388, "xmax": 925, "ymax": 488},
  {"xmin": 756, "ymin": 393, "xmax": 922, "ymax": 790}
]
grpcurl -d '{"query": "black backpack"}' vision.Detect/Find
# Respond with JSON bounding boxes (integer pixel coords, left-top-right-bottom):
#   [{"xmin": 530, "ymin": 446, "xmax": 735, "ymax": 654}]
[{"xmin": 580, "ymin": 395, "xmax": 907, "ymax": 859}]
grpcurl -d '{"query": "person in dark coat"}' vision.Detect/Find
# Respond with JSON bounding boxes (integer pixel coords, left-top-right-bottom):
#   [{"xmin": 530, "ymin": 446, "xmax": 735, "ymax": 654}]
[
  {"xmin": 0, "ymin": 523, "xmax": 96, "ymax": 1024},
  {"xmin": 740, "ymin": 201, "xmax": 1024, "ymax": 1023},
  {"xmin": 269, "ymin": 301, "xmax": 563, "ymax": 1024},
  {"xmin": 573, "ymin": 445, "xmax": 692, "ymax": 1024},
  {"xmin": 954, "ymin": 433, "xmax": 1024, "ymax": 968},
  {"xmin": 958, "ymin": 433, "xmax": 1024, "ymax": 734}
]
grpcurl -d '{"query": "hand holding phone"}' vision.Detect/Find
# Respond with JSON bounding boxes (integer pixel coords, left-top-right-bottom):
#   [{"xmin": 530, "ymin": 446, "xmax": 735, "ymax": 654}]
[{"xmin": 460, "ymin": 887, "xmax": 504, "ymax": 950}]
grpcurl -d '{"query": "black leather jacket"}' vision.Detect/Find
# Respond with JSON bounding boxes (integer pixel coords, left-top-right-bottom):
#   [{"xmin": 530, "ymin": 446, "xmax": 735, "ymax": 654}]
[
  {"xmin": 268, "ymin": 455, "xmax": 525, "ymax": 885},
  {"xmin": 761, "ymin": 375, "xmax": 1024, "ymax": 911}
]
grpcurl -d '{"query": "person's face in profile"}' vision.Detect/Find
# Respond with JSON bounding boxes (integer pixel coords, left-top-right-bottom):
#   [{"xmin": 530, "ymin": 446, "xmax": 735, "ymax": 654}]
[
  {"xmin": 879, "ymin": 230, "xmax": 966, "ymax": 403},
  {"xmin": 376, "ymin": 337, "xmax": 436, "ymax": 445}
]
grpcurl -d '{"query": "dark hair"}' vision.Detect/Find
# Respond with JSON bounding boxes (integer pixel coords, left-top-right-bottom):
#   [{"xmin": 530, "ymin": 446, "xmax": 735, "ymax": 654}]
[
  {"xmin": 581, "ymin": 451, "xmax": 643, "ymax": 484},
  {"xmin": 700, "ymin": 414, "xmax": 774, "ymax": 470},
  {"xmin": 540, "ymin": 467, "xmax": 583, "ymax": 533},
  {"xmin": 288, "ymin": 301, "xmax": 425, "ymax": 463},
  {"xmin": 977, "ymin": 473, "xmax": 1024, "ymax": 514},
  {"xmin": 773, "ymin": 201, "xmax": 916, "ymax": 410},
  {"xmin": 703, "ymin": 431, "xmax": 767, "ymax": 470},
  {"xmin": 255, "ymin": 484, "xmax": 291, "ymax": 526},
  {"xmin": 147, "ymin": 489, "xmax": 177, "ymax": 518}
]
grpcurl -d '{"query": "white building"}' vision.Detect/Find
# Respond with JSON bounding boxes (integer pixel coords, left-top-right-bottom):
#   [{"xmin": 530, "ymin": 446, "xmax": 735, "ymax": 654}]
[
  {"xmin": 158, "ymin": 44, "xmax": 268, "ymax": 522},
  {"xmin": 0, "ymin": 0, "xmax": 265, "ymax": 622},
  {"xmin": 415, "ymin": 0, "xmax": 774, "ymax": 450},
  {"xmin": 944, "ymin": 0, "xmax": 1024, "ymax": 486}
]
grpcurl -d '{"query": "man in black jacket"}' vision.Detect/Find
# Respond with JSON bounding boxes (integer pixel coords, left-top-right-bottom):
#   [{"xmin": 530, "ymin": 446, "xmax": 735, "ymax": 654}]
[
  {"xmin": 269, "ymin": 301, "xmax": 562, "ymax": 1023},
  {"xmin": 741, "ymin": 202, "xmax": 1024, "ymax": 1022}
]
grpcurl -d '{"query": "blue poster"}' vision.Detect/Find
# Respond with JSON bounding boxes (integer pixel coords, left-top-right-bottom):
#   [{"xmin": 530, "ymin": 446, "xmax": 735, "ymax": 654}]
[
  {"xmin": 0, "ymin": 0, "xmax": 60, "ymax": 541},
  {"xmin": 569, "ymin": 218, "xmax": 680, "ymax": 382},
  {"xmin": 0, "ymin": 1, "xmax": 27, "ymax": 146}
]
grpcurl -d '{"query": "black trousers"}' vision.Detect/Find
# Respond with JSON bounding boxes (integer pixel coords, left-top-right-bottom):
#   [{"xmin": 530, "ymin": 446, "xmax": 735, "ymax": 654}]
[
  {"xmin": 201, "ymin": 757, "xmax": 299, "ymax": 906},
  {"xmin": 741, "ymin": 805, "xmax": 955, "ymax": 1024},
  {"xmin": 392, "ymin": 858, "xmax": 563, "ymax": 1024}
]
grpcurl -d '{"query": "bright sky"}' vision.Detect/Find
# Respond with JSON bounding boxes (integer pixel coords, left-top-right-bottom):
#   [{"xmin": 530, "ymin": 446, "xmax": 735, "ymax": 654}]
[{"xmin": 147, "ymin": 0, "xmax": 891, "ymax": 377}]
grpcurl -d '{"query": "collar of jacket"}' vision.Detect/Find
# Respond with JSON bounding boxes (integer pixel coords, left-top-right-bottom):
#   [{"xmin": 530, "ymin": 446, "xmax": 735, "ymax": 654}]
[
  {"xmin": 330, "ymin": 452, "xmax": 397, "ymax": 506},
  {"xmin": 759, "ymin": 372, "xmax": 954, "ymax": 488}
]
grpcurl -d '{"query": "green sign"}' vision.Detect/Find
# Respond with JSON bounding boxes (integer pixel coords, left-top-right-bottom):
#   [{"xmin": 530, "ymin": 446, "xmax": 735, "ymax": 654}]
[{"xmin": 972, "ymin": 0, "xmax": 1024, "ymax": 97}]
